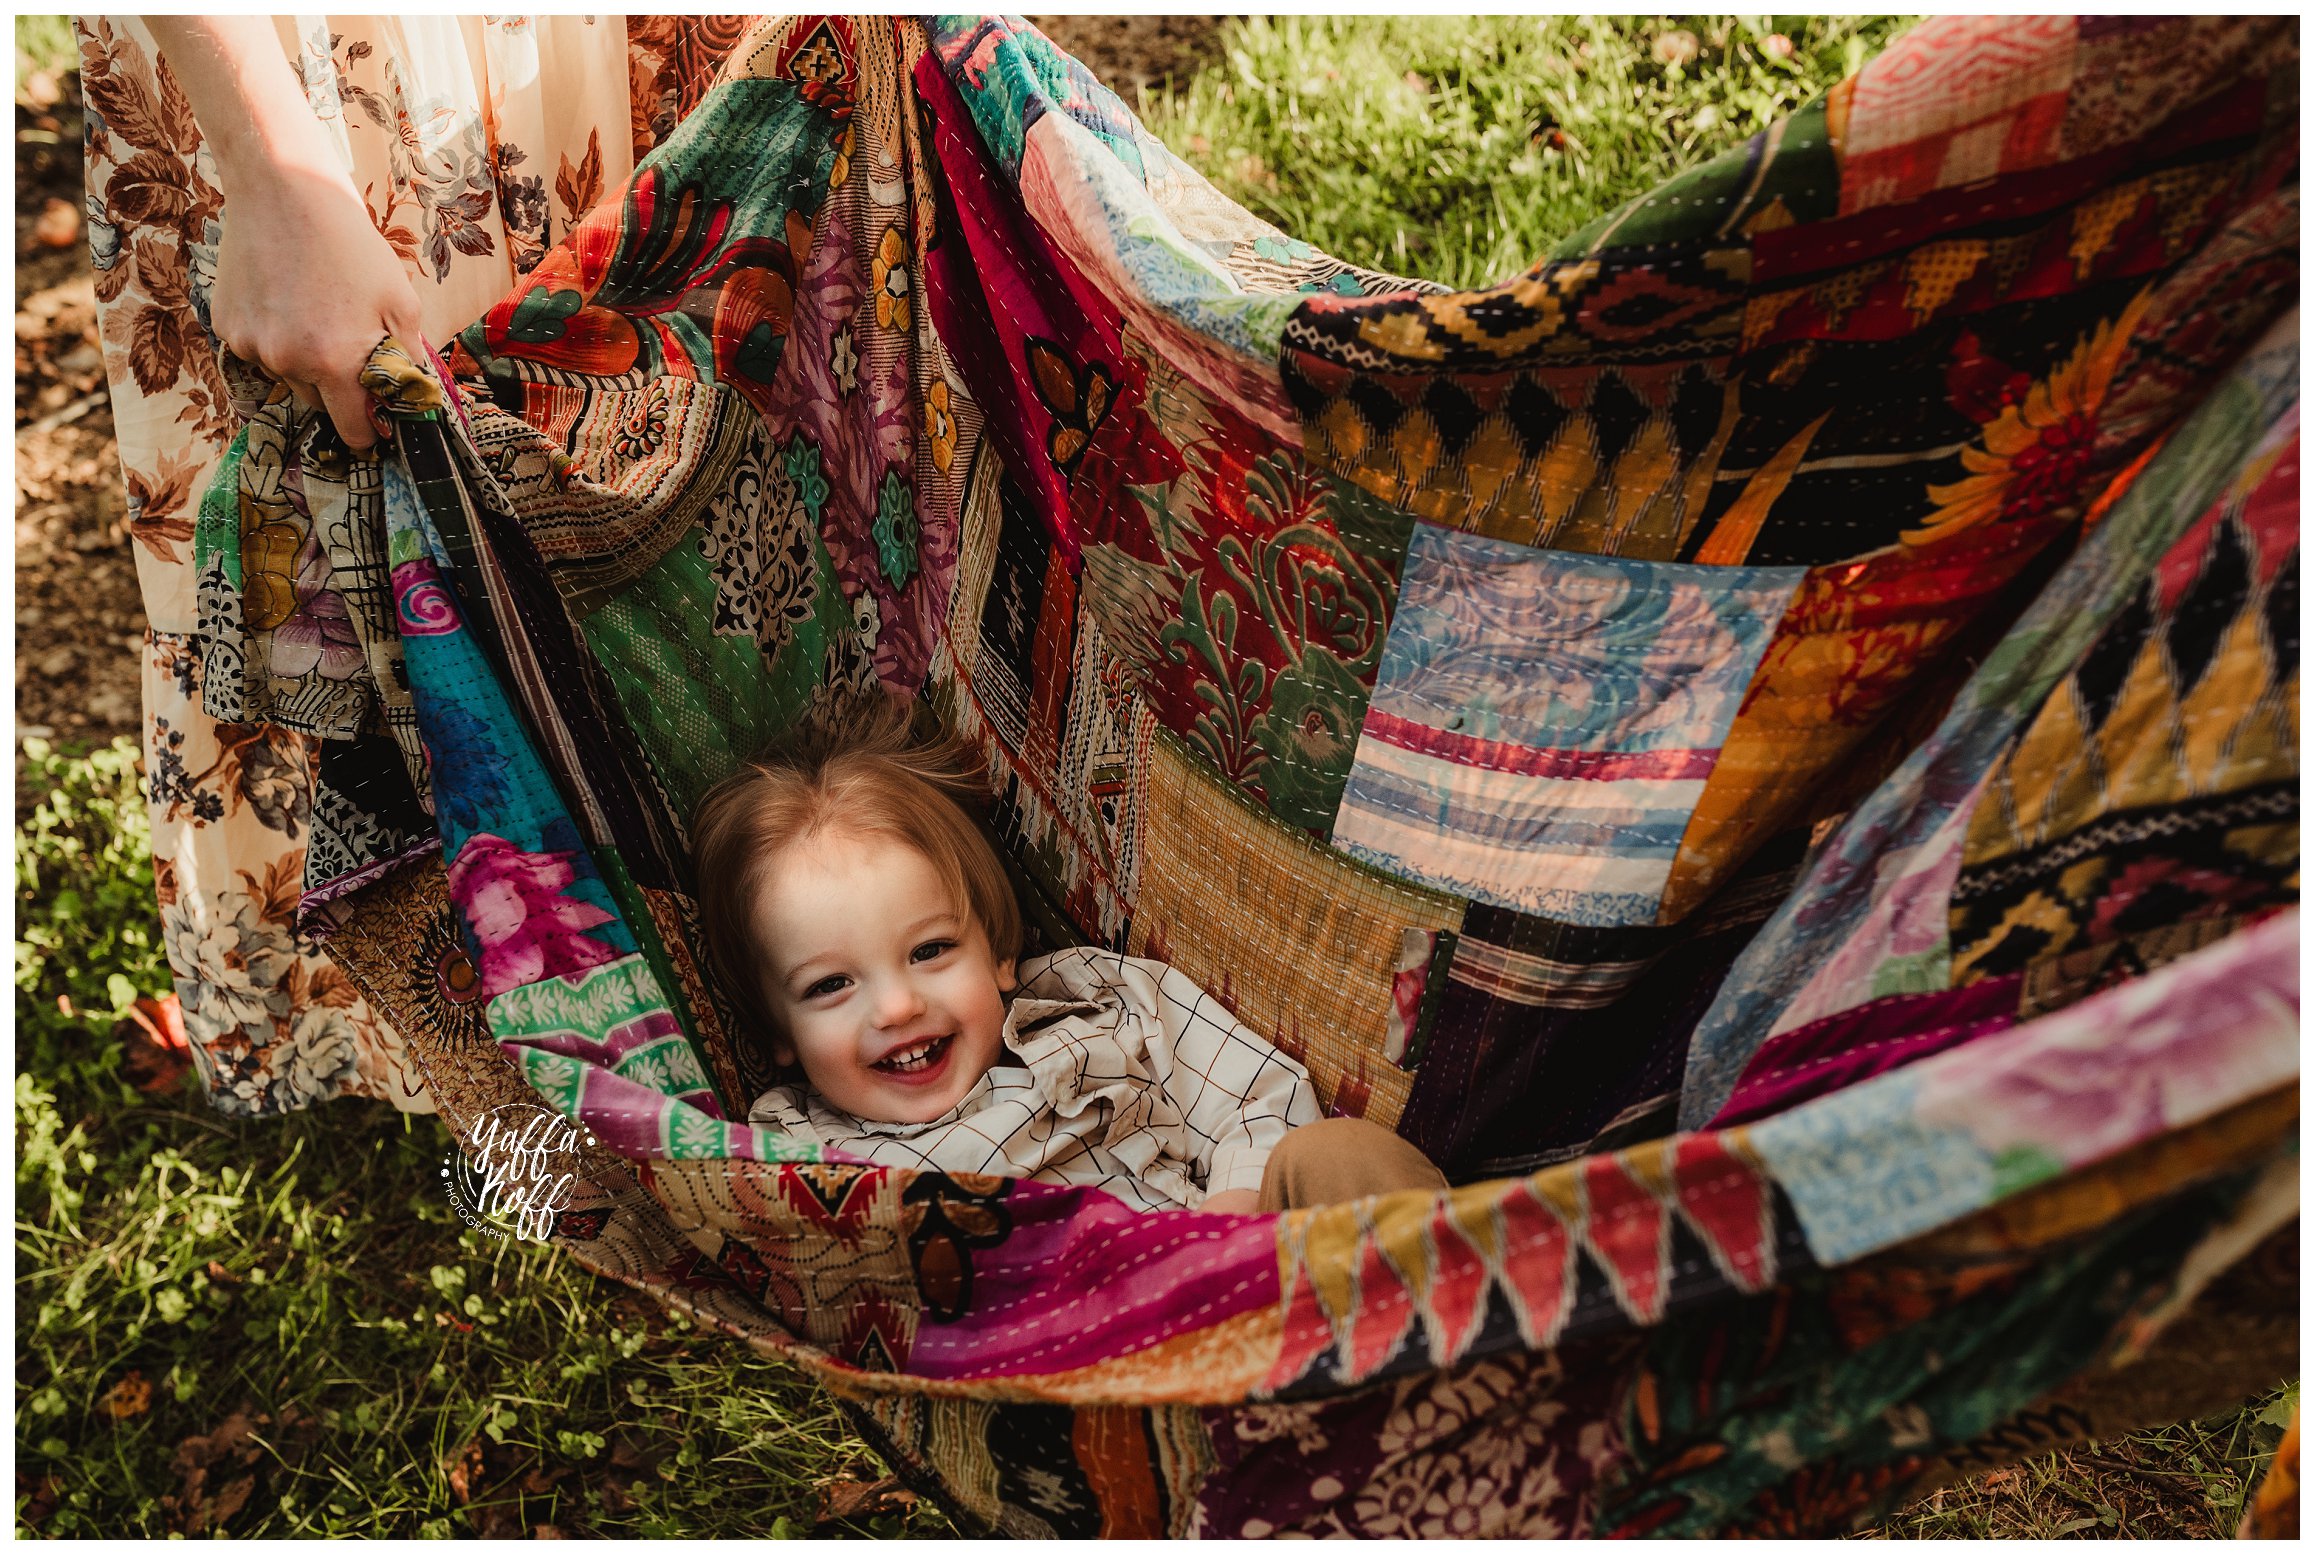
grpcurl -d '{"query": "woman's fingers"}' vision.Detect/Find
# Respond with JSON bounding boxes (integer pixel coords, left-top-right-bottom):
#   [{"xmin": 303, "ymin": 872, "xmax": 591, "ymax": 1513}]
[
  {"xmin": 316, "ymin": 371, "xmax": 382, "ymax": 452},
  {"xmin": 202, "ymin": 158, "xmax": 434, "ymax": 455},
  {"xmin": 258, "ymin": 332, "xmax": 398, "ymax": 452},
  {"xmin": 276, "ymin": 364, "xmax": 381, "ymax": 452},
  {"xmin": 386, "ymin": 302, "xmax": 428, "ymax": 358}
]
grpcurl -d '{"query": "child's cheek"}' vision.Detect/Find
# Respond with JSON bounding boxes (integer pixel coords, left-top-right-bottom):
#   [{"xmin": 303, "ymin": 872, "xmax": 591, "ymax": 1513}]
[{"xmin": 787, "ymin": 1018, "xmax": 836, "ymax": 1081}]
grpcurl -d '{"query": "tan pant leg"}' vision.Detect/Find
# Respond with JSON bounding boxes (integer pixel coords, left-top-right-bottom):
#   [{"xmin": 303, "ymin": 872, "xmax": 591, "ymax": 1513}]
[{"xmin": 1256, "ymin": 1117, "xmax": 1449, "ymax": 1212}]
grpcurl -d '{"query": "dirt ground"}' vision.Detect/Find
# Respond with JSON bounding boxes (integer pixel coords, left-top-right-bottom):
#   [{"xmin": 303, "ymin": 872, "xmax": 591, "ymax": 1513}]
[
  {"xmin": 9, "ymin": 21, "xmax": 1227, "ymax": 759},
  {"xmin": 1026, "ymin": 14, "xmax": 1228, "ymax": 100},
  {"xmin": 16, "ymin": 65, "xmax": 141, "ymax": 752}
]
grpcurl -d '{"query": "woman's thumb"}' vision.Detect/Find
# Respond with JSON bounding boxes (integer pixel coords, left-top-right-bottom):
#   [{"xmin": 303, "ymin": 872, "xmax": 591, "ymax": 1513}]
[{"xmin": 386, "ymin": 300, "xmax": 428, "ymax": 356}]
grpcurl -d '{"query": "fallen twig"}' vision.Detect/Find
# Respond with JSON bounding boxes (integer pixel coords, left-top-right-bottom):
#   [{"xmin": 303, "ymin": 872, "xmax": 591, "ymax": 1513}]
[
  {"xmin": 23, "ymin": 387, "xmax": 110, "ymax": 436},
  {"xmin": 2078, "ymin": 1454, "xmax": 2208, "ymax": 1486}
]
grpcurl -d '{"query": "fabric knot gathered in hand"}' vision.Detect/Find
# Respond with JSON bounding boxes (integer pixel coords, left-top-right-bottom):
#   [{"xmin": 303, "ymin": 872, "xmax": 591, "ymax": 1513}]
[
  {"xmin": 223, "ymin": 333, "xmax": 449, "ymax": 474},
  {"xmin": 189, "ymin": 328, "xmax": 451, "ymax": 867},
  {"xmin": 357, "ymin": 337, "xmax": 452, "ymax": 422}
]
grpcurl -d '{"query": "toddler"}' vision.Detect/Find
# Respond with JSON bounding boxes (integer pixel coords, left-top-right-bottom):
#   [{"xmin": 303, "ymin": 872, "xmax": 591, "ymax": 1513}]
[{"xmin": 692, "ymin": 695, "xmax": 1446, "ymax": 1214}]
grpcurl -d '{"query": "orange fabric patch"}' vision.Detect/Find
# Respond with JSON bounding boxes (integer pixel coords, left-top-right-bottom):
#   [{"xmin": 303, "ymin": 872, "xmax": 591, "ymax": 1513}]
[{"xmin": 1660, "ymin": 519, "xmax": 2066, "ymax": 921}]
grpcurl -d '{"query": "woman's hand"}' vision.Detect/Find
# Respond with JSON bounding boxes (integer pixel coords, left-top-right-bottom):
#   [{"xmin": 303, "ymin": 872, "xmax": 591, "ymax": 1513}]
[
  {"xmin": 1199, "ymin": 1188, "xmax": 1260, "ymax": 1216},
  {"xmin": 207, "ymin": 163, "xmax": 428, "ymax": 451},
  {"xmin": 145, "ymin": 17, "xmax": 425, "ymax": 452}
]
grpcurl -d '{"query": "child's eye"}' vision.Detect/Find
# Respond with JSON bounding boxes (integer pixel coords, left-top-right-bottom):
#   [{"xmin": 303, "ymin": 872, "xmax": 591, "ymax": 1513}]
[
  {"xmin": 802, "ymin": 974, "xmax": 851, "ymax": 1000},
  {"xmin": 910, "ymin": 940, "xmax": 954, "ymax": 964}
]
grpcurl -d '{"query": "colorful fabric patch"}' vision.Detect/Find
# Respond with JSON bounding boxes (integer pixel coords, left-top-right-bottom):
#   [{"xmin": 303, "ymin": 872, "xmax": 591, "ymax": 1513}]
[
  {"xmin": 1018, "ymin": 110, "xmax": 1307, "ymax": 439},
  {"xmin": 1266, "ymin": 1129, "xmax": 1795, "ymax": 1396},
  {"xmin": 1196, "ymin": 1348, "xmax": 1626, "ymax": 1538},
  {"xmin": 916, "ymin": 52, "xmax": 1185, "ymax": 573},
  {"xmin": 1599, "ymin": 1159, "xmax": 2284, "ymax": 1537},
  {"xmin": 1681, "ymin": 318, "xmax": 2301, "ymax": 1125},
  {"xmin": 1835, "ymin": 16, "xmax": 2078, "ymax": 217},
  {"xmin": 1400, "ymin": 842, "xmax": 1796, "ymax": 1178},
  {"xmin": 1708, "ymin": 975, "xmax": 2020, "ymax": 1128},
  {"xmin": 2060, "ymin": 17, "xmax": 2279, "ymax": 161},
  {"xmin": 929, "ymin": 444, "xmax": 1152, "ymax": 946},
  {"xmin": 1951, "ymin": 433, "xmax": 2299, "ymax": 981},
  {"xmin": 928, "ymin": 15, "xmax": 1143, "ymax": 181},
  {"xmin": 1557, "ymin": 100, "xmax": 1840, "ymax": 256},
  {"xmin": 1282, "ymin": 321, "xmax": 1749, "ymax": 544},
  {"xmin": 1659, "ymin": 517, "xmax": 2063, "ymax": 922},
  {"xmin": 1334, "ymin": 525, "xmax": 1802, "ymax": 925},
  {"xmin": 1078, "ymin": 353, "xmax": 1418, "ymax": 836},
  {"xmin": 1743, "ymin": 909, "xmax": 2297, "ymax": 1265},
  {"xmin": 459, "ymin": 74, "xmax": 837, "ymax": 395},
  {"xmin": 1129, "ymin": 732, "xmax": 1463, "ymax": 1129}
]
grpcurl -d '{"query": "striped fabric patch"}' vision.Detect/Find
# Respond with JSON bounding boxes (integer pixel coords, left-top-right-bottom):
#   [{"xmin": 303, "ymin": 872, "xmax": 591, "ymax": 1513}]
[
  {"xmin": 1444, "ymin": 934, "xmax": 1661, "ymax": 1010},
  {"xmin": 1332, "ymin": 525, "xmax": 1804, "ymax": 925}
]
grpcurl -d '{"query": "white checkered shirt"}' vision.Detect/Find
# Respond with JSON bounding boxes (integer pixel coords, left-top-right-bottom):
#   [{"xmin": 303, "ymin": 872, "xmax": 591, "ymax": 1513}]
[{"xmin": 746, "ymin": 947, "xmax": 1321, "ymax": 1211}]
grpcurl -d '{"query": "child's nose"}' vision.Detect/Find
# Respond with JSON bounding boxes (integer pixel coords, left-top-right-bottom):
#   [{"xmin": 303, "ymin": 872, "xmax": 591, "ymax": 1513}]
[{"xmin": 871, "ymin": 976, "xmax": 927, "ymax": 1027}]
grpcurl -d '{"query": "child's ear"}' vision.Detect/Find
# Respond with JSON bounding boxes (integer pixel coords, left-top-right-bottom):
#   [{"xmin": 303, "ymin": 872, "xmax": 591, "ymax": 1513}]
[
  {"xmin": 996, "ymin": 956, "xmax": 1017, "ymax": 994},
  {"xmin": 769, "ymin": 1028, "xmax": 796, "ymax": 1068}
]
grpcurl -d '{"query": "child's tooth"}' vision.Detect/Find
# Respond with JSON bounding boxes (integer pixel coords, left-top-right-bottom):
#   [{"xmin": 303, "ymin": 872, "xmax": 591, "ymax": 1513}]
[{"xmin": 884, "ymin": 1035, "xmax": 945, "ymax": 1072}]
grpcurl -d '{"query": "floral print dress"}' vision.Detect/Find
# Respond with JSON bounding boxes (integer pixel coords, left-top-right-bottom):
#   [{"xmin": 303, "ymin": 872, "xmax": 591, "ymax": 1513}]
[{"xmin": 74, "ymin": 15, "xmax": 735, "ymax": 1115}]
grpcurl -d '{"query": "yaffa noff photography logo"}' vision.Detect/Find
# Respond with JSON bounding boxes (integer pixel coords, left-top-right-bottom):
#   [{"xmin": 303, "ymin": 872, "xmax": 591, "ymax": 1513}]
[{"xmin": 441, "ymin": 1103, "xmax": 597, "ymax": 1241}]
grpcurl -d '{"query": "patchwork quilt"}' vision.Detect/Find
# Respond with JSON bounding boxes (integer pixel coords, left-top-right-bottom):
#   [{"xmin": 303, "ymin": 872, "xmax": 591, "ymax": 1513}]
[{"xmin": 168, "ymin": 15, "xmax": 2297, "ymax": 1536}]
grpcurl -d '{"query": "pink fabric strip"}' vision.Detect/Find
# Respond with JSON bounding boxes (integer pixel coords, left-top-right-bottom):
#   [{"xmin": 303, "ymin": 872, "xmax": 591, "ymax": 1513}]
[
  {"xmin": 1361, "ymin": 709, "xmax": 1721, "ymax": 783},
  {"xmin": 1708, "ymin": 974, "xmax": 2020, "ymax": 1128},
  {"xmin": 903, "ymin": 1182, "xmax": 1281, "ymax": 1381}
]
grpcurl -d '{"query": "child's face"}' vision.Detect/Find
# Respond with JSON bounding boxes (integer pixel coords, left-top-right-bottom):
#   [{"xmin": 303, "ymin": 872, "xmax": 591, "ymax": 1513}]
[{"xmin": 751, "ymin": 827, "xmax": 1016, "ymax": 1124}]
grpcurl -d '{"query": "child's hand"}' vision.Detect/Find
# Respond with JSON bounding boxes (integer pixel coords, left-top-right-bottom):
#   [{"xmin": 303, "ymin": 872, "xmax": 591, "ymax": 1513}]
[{"xmin": 1199, "ymin": 1188, "xmax": 1260, "ymax": 1216}]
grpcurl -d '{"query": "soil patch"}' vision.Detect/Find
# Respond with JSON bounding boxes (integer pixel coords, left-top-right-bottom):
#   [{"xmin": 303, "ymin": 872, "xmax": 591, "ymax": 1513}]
[
  {"xmin": 16, "ymin": 67, "xmax": 143, "ymax": 753},
  {"xmin": 1026, "ymin": 15, "xmax": 1229, "ymax": 102}
]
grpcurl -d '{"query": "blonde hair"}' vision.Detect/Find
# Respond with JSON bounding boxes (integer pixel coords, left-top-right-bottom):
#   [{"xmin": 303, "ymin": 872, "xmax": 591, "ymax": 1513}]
[{"xmin": 689, "ymin": 693, "xmax": 1023, "ymax": 1039}]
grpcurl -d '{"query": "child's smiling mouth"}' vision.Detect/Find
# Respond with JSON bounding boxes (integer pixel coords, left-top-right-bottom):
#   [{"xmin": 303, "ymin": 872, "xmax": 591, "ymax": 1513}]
[{"xmin": 874, "ymin": 1034, "xmax": 954, "ymax": 1078}]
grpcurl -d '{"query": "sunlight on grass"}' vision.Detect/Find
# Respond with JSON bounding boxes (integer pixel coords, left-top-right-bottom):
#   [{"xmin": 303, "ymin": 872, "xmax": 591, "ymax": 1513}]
[
  {"xmin": 1138, "ymin": 14, "xmax": 1911, "ymax": 289},
  {"xmin": 15, "ymin": 740, "xmax": 949, "ymax": 1537},
  {"xmin": 14, "ymin": 14, "xmax": 77, "ymax": 97}
]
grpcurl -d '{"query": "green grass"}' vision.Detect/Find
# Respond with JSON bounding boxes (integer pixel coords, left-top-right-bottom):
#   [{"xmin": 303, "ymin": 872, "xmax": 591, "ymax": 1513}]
[
  {"xmin": 15, "ymin": 739, "xmax": 952, "ymax": 1538},
  {"xmin": 1136, "ymin": 14, "xmax": 1912, "ymax": 289},
  {"xmin": 14, "ymin": 14, "xmax": 76, "ymax": 101},
  {"xmin": 15, "ymin": 14, "xmax": 2294, "ymax": 1538},
  {"xmin": 1862, "ymin": 1386, "xmax": 2299, "ymax": 1539}
]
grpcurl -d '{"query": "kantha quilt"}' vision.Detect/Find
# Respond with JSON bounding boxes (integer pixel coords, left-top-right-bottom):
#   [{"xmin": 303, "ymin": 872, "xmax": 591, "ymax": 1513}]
[{"xmin": 147, "ymin": 14, "xmax": 2299, "ymax": 1536}]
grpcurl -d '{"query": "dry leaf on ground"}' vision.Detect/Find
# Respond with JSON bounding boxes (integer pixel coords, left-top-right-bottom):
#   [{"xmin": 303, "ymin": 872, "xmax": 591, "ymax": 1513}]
[
  {"xmin": 16, "ymin": 1472, "xmax": 61, "ymax": 1526},
  {"xmin": 99, "ymin": 1369, "xmax": 153, "ymax": 1420},
  {"xmin": 163, "ymin": 1410, "xmax": 263, "ymax": 1534},
  {"xmin": 815, "ymin": 1474, "xmax": 916, "ymax": 1523},
  {"xmin": 444, "ymin": 1436, "xmax": 486, "ymax": 1504}
]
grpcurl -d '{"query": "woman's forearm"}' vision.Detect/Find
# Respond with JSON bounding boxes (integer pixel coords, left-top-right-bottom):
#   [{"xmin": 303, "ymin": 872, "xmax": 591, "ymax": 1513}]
[
  {"xmin": 138, "ymin": 16, "xmax": 426, "ymax": 451},
  {"xmin": 140, "ymin": 17, "xmax": 344, "ymax": 197}
]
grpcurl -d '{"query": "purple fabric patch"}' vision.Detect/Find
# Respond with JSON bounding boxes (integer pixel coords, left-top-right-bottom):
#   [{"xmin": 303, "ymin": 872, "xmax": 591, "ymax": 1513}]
[
  {"xmin": 1707, "ymin": 975, "xmax": 2020, "ymax": 1128},
  {"xmin": 446, "ymin": 832, "xmax": 623, "ymax": 999},
  {"xmin": 904, "ymin": 1177, "xmax": 1280, "ymax": 1380},
  {"xmin": 1193, "ymin": 1344, "xmax": 1632, "ymax": 1537},
  {"xmin": 913, "ymin": 54, "xmax": 1178, "ymax": 566},
  {"xmin": 916, "ymin": 55, "xmax": 1098, "ymax": 564}
]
